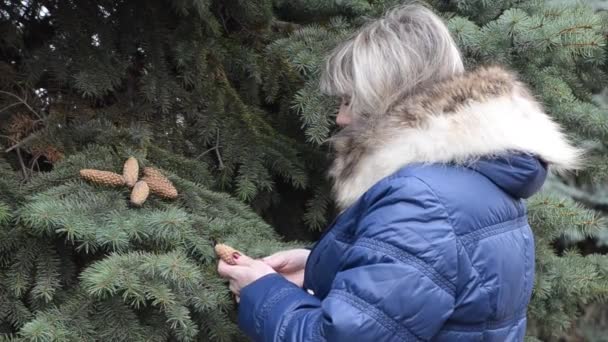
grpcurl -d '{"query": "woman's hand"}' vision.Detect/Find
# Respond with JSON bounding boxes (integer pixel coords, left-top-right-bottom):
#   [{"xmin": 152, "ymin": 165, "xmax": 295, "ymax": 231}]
[
  {"xmin": 217, "ymin": 254, "xmax": 276, "ymax": 302},
  {"xmin": 262, "ymin": 249, "xmax": 311, "ymax": 288}
]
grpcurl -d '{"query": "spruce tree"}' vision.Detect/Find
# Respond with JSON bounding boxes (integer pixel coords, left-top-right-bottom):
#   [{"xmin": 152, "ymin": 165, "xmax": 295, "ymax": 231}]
[
  {"xmin": 0, "ymin": 1, "xmax": 308, "ymax": 340},
  {"xmin": 0, "ymin": 0, "xmax": 318, "ymax": 211},
  {"xmin": 1, "ymin": 121, "xmax": 304, "ymax": 341},
  {"xmin": 0, "ymin": 0, "xmax": 607, "ymax": 341}
]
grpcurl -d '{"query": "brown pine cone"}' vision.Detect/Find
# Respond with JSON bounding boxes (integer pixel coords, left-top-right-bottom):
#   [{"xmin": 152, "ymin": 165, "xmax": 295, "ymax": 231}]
[
  {"xmin": 214, "ymin": 243, "xmax": 242, "ymax": 265},
  {"xmin": 143, "ymin": 167, "xmax": 165, "ymax": 179},
  {"xmin": 130, "ymin": 181, "xmax": 149, "ymax": 206},
  {"xmin": 80, "ymin": 169, "xmax": 125, "ymax": 187},
  {"xmin": 123, "ymin": 157, "xmax": 139, "ymax": 188},
  {"xmin": 142, "ymin": 167, "xmax": 178, "ymax": 199}
]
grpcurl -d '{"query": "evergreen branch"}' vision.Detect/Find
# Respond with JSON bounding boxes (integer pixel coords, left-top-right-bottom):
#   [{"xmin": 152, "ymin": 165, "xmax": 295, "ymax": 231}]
[
  {"xmin": 2, "ymin": 297, "xmax": 33, "ymax": 329},
  {"xmin": 547, "ymin": 179, "xmax": 608, "ymax": 208},
  {"xmin": 93, "ymin": 298, "xmax": 149, "ymax": 341},
  {"xmin": 0, "ymin": 1, "xmax": 605, "ymax": 340},
  {"xmin": 529, "ymin": 191, "xmax": 605, "ymax": 241},
  {"xmin": 304, "ymin": 184, "xmax": 331, "ymax": 230},
  {"xmin": 0, "ymin": 90, "xmax": 43, "ymax": 120},
  {"xmin": 559, "ymin": 25, "xmax": 594, "ymax": 35},
  {"xmin": 31, "ymin": 247, "xmax": 61, "ymax": 303},
  {"xmin": 271, "ymin": 19, "xmax": 302, "ymax": 33},
  {"xmin": 0, "ymin": 200, "xmax": 11, "ymax": 225},
  {"xmin": 7, "ymin": 243, "xmax": 38, "ymax": 298},
  {"xmin": 561, "ymin": 42, "xmax": 601, "ymax": 48}
]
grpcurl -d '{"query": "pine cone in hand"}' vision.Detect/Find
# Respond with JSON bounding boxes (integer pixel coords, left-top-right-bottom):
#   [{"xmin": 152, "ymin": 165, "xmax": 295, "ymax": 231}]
[
  {"xmin": 214, "ymin": 243, "xmax": 242, "ymax": 265},
  {"xmin": 80, "ymin": 169, "xmax": 125, "ymax": 187}
]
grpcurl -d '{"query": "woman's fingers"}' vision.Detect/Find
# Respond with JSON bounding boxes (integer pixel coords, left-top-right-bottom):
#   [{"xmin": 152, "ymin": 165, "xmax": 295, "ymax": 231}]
[
  {"xmin": 218, "ymin": 259, "xmax": 245, "ymax": 279},
  {"xmin": 217, "ymin": 259, "xmax": 231, "ymax": 278},
  {"xmin": 262, "ymin": 253, "xmax": 287, "ymax": 270},
  {"xmin": 283, "ymin": 269, "xmax": 305, "ymax": 287},
  {"xmin": 229, "ymin": 282, "xmax": 240, "ymax": 296},
  {"xmin": 233, "ymin": 253, "xmax": 254, "ymax": 266},
  {"xmin": 218, "ymin": 256, "xmax": 276, "ymax": 304}
]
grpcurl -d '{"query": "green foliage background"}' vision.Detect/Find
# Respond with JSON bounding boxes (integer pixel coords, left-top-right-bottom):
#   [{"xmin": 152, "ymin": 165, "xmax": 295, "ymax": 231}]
[{"xmin": 0, "ymin": 0, "xmax": 607, "ymax": 340}]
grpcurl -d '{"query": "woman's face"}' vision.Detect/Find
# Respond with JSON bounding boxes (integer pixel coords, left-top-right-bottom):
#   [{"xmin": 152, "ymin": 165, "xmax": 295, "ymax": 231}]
[{"xmin": 336, "ymin": 97, "xmax": 353, "ymax": 127}]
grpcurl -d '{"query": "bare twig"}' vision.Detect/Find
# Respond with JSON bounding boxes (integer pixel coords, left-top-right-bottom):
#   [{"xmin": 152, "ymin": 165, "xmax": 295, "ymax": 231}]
[
  {"xmin": 562, "ymin": 42, "xmax": 600, "ymax": 48},
  {"xmin": 0, "ymin": 90, "xmax": 44, "ymax": 120},
  {"xmin": 215, "ymin": 128, "xmax": 224, "ymax": 170},
  {"xmin": 15, "ymin": 147, "xmax": 29, "ymax": 180},
  {"xmin": 215, "ymin": 146, "xmax": 225, "ymax": 170},
  {"xmin": 197, "ymin": 146, "xmax": 217, "ymax": 159},
  {"xmin": 271, "ymin": 20, "xmax": 302, "ymax": 33},
  {"xmin": 30, "ymin": 153, "xmax": 42, "ymax": 173},
  {"xmin": 559, "ymin": 25, "xmax": 594, "ymax": 35},
  {"xmin": 0, "ymin": 102, "xmax": 21, "ymax": 114},
  {"xmin": 5, "ymin": 133, "xmax": 38, "ymax": 153},
  {"xmin": 197, "ymin": 129, "xmax": 225, "ymax": 170},
  {"xmin": 0, "ymin": 134, "xmax": 18, "ymax": 143},
  {"xmin": 218, "ymin": 10, "xmax": 229, "ymax": 32}
]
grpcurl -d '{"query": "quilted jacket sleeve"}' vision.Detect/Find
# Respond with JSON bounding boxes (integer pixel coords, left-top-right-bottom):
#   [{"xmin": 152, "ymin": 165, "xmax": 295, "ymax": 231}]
[{"xmin": 238, "ymin": 176, "xmax": 458, "ymax": 341}]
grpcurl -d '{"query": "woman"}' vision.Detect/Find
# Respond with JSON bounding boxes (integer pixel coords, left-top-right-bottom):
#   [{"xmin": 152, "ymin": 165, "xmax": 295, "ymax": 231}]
[{"xmin": 218, "ymin": 3, "xmax": 581, "ymax": 341}]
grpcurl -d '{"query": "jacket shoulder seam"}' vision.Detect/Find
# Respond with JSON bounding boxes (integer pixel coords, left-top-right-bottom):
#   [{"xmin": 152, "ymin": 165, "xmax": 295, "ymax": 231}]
[
  {"xmin": 373, "ymin": 174, "xmax": 458, "ymax": 232},
  {"xmin": 460, "ymin": 215, "xmax": 528, "ymax": 244},
  {"xmin": 400, "ymin": 174, "xmax": 491, "ymax": 308},
  {"xmin": 334, "ymin": 231, "xmax": 456, "ymax": 296},
  {"xmin": 363, "ymin": 175, "xmax": 460, "ymax": 293}
]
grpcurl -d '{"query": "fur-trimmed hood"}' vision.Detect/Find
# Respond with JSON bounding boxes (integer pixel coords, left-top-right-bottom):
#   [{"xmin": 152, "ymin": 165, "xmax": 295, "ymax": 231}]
[{"xmin": 329, "ymin": 66, "xmax": 583, "ymax": 209}]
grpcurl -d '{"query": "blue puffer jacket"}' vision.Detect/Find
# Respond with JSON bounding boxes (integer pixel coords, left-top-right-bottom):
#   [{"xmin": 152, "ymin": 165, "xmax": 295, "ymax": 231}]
[
  {"xmin": 237, "ymin": 67, "xmax": 581, "ymax": 341},
  {"xmin": 239, "ymin": 155, "xmax": 545, "ymax": 341}
]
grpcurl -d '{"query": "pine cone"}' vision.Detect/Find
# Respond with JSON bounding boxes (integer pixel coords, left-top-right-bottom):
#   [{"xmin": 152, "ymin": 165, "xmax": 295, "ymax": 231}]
[
  {"xmin": 123, "ymin": 157, "xmax": 139, "ymax": 188},
  {"xmin": 8, "ymin": 114, "xmax": 39, "ymax": 141},
  {"xmin": 143, "ymin": 167, "xmax": 165, "ymax": 179},
  {"xmin": 214, "ymin": 243, "xmax": 241, "ymax": 265},
  {"xmin": 80, "ymin": 169, "xmax": 125, "ymax": 187},
  {"xmin": 142, "ymin": 167, "xmax": 178, "ymax": 199},
  {"xmin": 130, "ymin": 181, "xmax": 149, "ymax": 206}
]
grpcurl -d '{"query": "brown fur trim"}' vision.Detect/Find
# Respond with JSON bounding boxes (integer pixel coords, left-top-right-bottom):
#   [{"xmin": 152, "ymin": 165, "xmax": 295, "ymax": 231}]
[
  {"xmin": 330, "ymin": 66, "xmax": 521, "ymax": 189},
  {"xmin": 328, "ymin": 65, "xmax": 580, "ymax": 209},
  {"xmin": 390, "ymin": 65, "xmax": 521, "ymax": 120}
]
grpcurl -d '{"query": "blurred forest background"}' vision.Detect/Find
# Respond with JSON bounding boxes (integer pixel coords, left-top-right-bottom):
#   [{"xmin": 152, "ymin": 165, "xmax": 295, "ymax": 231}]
[{"xmin": 0, "ymin": 0, "xmax": 607, "ymax": 341}]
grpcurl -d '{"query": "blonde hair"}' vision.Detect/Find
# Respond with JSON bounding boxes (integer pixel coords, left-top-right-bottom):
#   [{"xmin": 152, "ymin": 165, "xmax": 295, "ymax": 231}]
[{"xmin": 320, "ymin": 3, "xmax": 464, "ymax": 120}]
